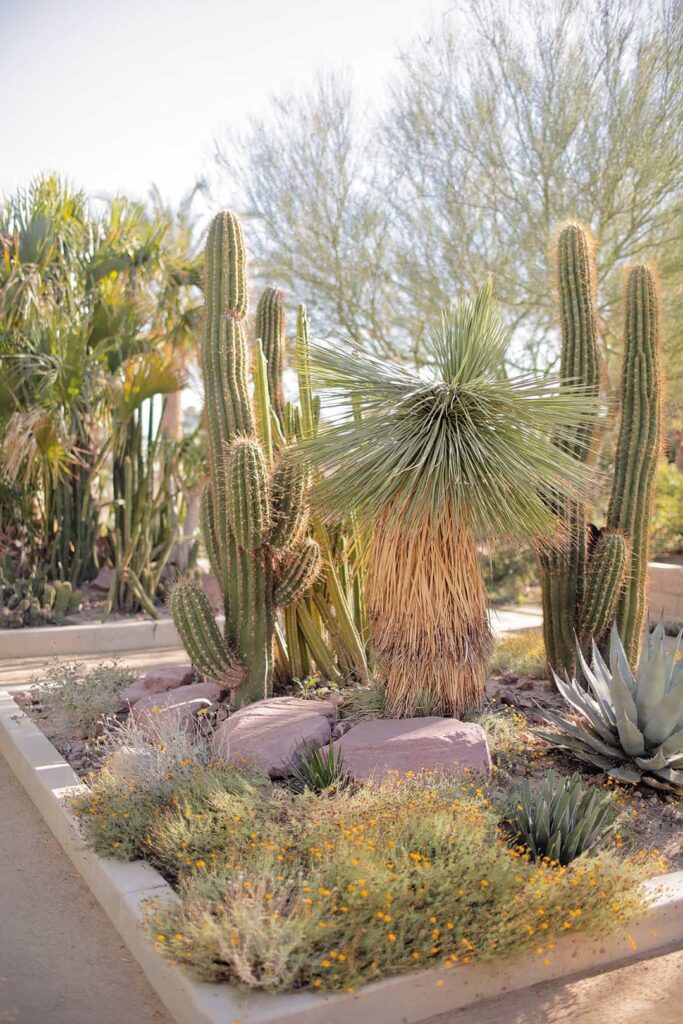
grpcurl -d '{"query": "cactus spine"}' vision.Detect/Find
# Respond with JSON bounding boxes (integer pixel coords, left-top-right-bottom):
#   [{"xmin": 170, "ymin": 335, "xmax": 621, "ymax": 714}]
[
  {"xmin": 170, "ymin": 211, "xmax": 321, "ymax": 704},
  {"xmin": 540, "ymin": 223, "xmax": 662, "ymax": 671}
]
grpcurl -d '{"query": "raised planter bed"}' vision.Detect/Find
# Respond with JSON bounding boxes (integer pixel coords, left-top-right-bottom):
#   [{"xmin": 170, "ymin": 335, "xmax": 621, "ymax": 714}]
[{"xmin": 1, "ymin": 689, "xmax": 681, "ymax": 1024}]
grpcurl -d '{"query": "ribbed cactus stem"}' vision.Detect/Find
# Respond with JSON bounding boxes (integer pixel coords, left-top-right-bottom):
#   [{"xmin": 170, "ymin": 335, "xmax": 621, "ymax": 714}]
[
  {"xmin": 578, "ymin": 531, "xmax": 629, "ymax": 648},
  {"xmin": 540, "ymin": 223, "xmax": 601, "ymax": 673},
  {"xmin": 226, "ymin": 437, "xmax": 271, "ymax": 551},
  {"xmin": 171, "ymin": 581, "xmax": 241, "ymax": 687},
  {"xmin": 269, "ymin": 451, "xmax": 307, "ymax": 551},
  {"xmin": 274, "ymin": 539, "xmax": 321, "ymax": 606},
  {"xmin": 607, "ymin": 265, "xmax": 662, "ymax": 664},
  {"xmin": 256, "ymin": 287, "xmax": 286, "ymax": 426},
  {"xmin": 296, "ymin": 304, "xmax": 315, "ymax": 439}
]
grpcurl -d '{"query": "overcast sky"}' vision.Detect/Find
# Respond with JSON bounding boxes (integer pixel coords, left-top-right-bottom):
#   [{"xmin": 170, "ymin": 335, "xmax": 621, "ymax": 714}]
[{"xmin": 2, "ymin": 0, "xmax": 436, "ymax": 208}]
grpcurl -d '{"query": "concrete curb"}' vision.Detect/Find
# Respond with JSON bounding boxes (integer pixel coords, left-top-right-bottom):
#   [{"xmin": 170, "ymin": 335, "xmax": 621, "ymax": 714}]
[
  {"xmin": 0, "ymin": 617, "xmax": 183, "ymax": 660},
  {"xmin": 1, "ymin": 690, "xmax": 681, "ymax": 1024}
]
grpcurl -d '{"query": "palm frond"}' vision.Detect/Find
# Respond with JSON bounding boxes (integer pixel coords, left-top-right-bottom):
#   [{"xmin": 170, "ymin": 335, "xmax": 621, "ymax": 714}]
[{"xmin": 299, "ymin": 282, "xmax": 600, "ymax": 539}]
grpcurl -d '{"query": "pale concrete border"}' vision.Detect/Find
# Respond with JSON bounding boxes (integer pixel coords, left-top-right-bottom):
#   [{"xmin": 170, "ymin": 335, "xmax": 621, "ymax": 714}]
[
  {"xmin": 0, "ymin": 617, "xmax": 182, "ymax": 660},
  {"xmin": 0, "ymin": 690, "xmax": 681, "ymax": 1024}
]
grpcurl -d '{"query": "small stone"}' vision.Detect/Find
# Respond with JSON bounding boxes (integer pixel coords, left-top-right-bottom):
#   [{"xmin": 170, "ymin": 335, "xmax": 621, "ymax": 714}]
[
  {"xmin": 485, "ymin": 679, "xmax": 503, "ymax": 701},
  {"xmin": 90, "ymin": 566, "xmax": 114, "ymax": 592},
  {"xmin": 130, "ymin": 682, "xmax": 223, "ymax": 735},
  {"xmin": 212, "ymin": 696, "xmax": 336, "ymax": 777},
  {"xmin": 332, "ymin": 719, "xmax": 355, "ymax": 740},
  {"xmin": 119, "ymin": 664, "xmax": 195, "ymax": 706},
  {"xmin": 516, "ymin": 679, "xmax": 536, "ymax": 692},
  {"xmin": 324, "ymin": 717, "xmax": 492, "ymax": 781}
]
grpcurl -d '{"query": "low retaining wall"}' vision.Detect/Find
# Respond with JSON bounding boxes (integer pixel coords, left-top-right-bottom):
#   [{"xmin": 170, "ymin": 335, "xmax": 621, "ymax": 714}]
[
  {"xmin": 1, "ymin": 690, "xmax": 681, "ymax": 1024},
  {"xmin": 648, "ymin": 561, "xmax": 683, "ymax": 629}
]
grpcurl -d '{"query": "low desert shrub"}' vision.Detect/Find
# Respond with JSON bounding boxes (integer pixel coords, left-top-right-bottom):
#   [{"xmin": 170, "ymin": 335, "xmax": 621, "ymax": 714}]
[
  {"xmin": 148, "ymin": 775, "xmax": 650, "ymax": 992},
  {"xmin": 489, "ymin": 630, "xmax": 547, "ymax": 679},
  {"xmin": 467, "ymin": 707, "xmax": 528, "ymax": 769},
  {"xmin": 75, "ymin": 762, "xmax": 652, "ymax": 993},
  {"xmin": 31, "ymin": 659, "xmax": 136, "ymax": 736}
]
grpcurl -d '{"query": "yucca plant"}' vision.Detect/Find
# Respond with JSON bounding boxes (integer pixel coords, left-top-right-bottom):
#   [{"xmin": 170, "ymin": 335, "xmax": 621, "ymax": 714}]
[
  {"xmin": 285, "ymin": 742, "xmax": 350, "ymax": 795},
  {"xmin": 299, "ymin": 282, "xmax": 598, "ymax": 716},
  {"xmin": 509, "ymin": 770, "xmax": 618, "ymax": 866},
  {"xmin": 537, "ymin": 621, "xmax": 683, "ymax": 792}
]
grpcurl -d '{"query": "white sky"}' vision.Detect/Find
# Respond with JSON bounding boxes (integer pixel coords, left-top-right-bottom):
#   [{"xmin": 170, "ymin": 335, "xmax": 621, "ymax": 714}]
[{"xmin": 2, "ymin": 0, "xmax": 437, "ymax": 207}]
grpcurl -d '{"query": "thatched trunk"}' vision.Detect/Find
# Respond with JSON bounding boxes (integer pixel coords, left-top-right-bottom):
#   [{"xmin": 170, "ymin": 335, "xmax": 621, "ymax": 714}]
[{"xmin": 367, "ymin": 510, "xmax": 492, "ymax": 718}]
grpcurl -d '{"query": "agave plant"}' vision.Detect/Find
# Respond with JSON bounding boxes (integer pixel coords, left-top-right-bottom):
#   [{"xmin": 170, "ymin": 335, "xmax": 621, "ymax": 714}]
[
  {"xmin": 537, "ymin": 622, "xmax": 683, "ymax": 792},
  {"xmin": 299, "ymin": 282, "xmax": 597, "ymax": 716},
  {"xmin": 509, "ymin": 770, "xmax": 618, "ymax": 866}
]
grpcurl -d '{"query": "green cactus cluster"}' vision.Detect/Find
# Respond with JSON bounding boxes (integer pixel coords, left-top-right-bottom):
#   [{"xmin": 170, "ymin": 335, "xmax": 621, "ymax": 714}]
[
  {"xmin": 170, "ymin": 212, "xmax": 323, "ymax": 704},
  {"xmin": 0, "ymin": 566, "xmax": 81, "ymax": 629},
  {"xmin": 540, "ymin": 222, "xmax": 662, "ymax": 672}
]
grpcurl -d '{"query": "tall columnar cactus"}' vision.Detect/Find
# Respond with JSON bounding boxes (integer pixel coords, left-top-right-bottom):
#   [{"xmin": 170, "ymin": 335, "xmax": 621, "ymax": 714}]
[
  {"xmin": 170, "ymin": 212, "xmax": 321, "ymax": 705},
  {"xmin": 256, "ymin": 286, "xmax": 286, "ymax": 427},
  {"xmin": 540, "ymin": 223, "xmax": 602, "ymax": 672},
  {"xmin": 540, "ymin": 222, "xmax": 662, "ymax": 672},
  {"xmin": 606, "ymin": 265, "xmax": 662, "ymax": 664}
]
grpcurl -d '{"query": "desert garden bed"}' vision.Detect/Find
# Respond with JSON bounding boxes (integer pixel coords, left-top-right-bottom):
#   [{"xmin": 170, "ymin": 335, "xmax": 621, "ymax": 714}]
[{"xmin": 6, "ymin": 635, "xmax": 679, "ymax": 1013}]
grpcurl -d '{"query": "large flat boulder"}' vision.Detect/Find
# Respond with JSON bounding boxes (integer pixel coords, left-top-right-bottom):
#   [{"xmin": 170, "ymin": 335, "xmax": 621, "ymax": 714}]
[
  {"xmin": 326, "ymin": 717, "xmax": 492, "ymax": 781},
  {"xmin": 212, "ymin": 696, "xmax": 337, "ymax": 777},
  {"xmin": 130, "ymin": 681, "xmax": 222, "ymax": 735},
  {"xmin": 119, "ymin": 664, "xmax": 195, "ymax": 707}
]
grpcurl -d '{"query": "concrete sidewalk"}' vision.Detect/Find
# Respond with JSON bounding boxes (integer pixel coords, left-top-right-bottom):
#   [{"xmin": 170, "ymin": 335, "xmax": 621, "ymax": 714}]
[{"xmin": 0, "ymin": 757, "xmax": 174, "ymax": 1024}]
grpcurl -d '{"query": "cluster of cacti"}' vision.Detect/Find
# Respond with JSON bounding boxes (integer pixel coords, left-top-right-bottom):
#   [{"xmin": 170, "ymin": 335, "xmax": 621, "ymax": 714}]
[
  {"xmin": 540, "ymin": 222, "xmax": 661, "ymax": 671},
  {"xmin": 0, "ymin": 568, "xmax": 81, "ymax": 628},
  {"xmin": 538, "ymin": 623, "xmax": 683, "ymax": 793},
  {"xmin": 251, "ymin": 284, "xmax": 370, "ymax": 686},
  {"xmin": 170, "ymin": 211, "xmax": 325, "ymax": 704},
  {"xmin": 107, "ymin": 432, "xmax": 178, "ymax": 619}
]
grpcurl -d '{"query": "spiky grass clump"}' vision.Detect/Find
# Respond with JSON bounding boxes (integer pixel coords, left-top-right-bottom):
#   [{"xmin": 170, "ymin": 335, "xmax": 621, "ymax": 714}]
[
  {"xmin": 300, "ymin": 283, "xmax": 598, "ymax": 716},
  {"xmin": 285, "ymin": 742, "xmax": 350, "ymax": 795}
]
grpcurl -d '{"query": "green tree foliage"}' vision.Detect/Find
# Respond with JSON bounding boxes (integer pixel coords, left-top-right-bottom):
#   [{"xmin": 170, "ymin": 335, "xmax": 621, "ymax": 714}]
[{"xmin": 216, "ymin": 0, "xmax": 683, "ymax": 393}]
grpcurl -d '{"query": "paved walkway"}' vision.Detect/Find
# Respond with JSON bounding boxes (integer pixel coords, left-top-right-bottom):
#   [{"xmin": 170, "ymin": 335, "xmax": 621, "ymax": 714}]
[{"xmin": 0, "ymin": 757, "xmax": 173, "ymax": 1024}]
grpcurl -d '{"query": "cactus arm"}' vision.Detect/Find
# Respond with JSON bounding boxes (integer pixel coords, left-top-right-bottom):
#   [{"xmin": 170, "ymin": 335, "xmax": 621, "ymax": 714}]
[
  {"xmin": 578, "ymin": 531, "xmax": 629, "ymax": 649},
  {"xmin": 269, "ymin": 452, "xmax": 307, "ymax": 551},
  {"xmin": 253, "ymin": 339, "xmax": 274, "ymax": 464},
  {"xmin": 274, "ymin": 539, "xmax": 321, "ymax": 606},
  {"xmin": 256, "ymin": 286, "xmax": 286, "ymax": 427},
  {"xmin": 226, "ymin": 437, "xmax": 271, "ymax": 551},
  {"xmin": 296, "ymin": 304, "xmax": 315, "ymax": 439},
  {"xmin": 607, "ymin": 265, "xmax": 662, "ymax": 664},
  {"xmin": 171, "ymin": 580, "xmax": 243, "ymax": 688}
]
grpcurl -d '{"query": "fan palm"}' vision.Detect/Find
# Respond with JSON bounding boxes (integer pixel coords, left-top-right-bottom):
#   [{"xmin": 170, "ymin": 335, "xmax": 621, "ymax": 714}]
[{"xmin": 300, "ymin": 282, "xmax": 598, "ymax": 716}]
